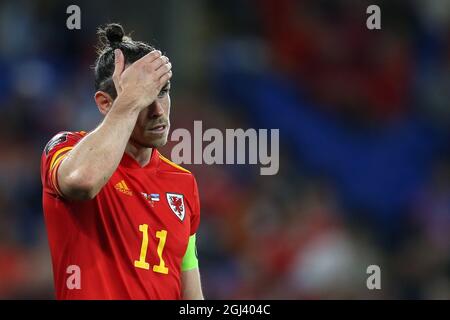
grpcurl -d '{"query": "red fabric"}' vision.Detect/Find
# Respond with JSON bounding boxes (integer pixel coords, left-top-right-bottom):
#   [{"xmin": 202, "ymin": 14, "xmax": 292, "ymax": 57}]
[{"xmin": 41, "ymin": 131, "xmax": 200, "ymax": 300}]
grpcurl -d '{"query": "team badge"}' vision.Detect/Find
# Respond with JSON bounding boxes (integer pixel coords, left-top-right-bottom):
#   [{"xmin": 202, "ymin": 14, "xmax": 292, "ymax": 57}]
[{"xmin": 166, "ymin": 193, "xmax": 185, "ymax": 221}]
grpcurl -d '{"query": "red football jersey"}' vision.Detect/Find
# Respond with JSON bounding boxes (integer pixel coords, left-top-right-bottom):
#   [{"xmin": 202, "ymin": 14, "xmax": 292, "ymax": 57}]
[{"xmin": 41, "ymin": 131, "xmax": 200, "ymax": 300}]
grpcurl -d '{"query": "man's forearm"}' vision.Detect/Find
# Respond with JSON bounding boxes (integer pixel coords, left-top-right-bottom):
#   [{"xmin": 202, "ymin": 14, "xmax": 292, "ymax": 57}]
[
  {"xmin": 182, "ymin": 268, "xmax": 204, "ymax": 300},
  {"xmin": 58, "ymin": 96, "xmax": 140, "ymax": 200}
]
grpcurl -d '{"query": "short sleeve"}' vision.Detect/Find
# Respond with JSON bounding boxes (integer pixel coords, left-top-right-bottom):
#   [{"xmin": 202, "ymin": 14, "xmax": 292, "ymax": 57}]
[
  {"xmin": 190, "ymin": 176, "xmax": 201, "ymax": 235},
  {"xmin": 40, "ymin": 131, "xmax": 86, "ymax": 198}
]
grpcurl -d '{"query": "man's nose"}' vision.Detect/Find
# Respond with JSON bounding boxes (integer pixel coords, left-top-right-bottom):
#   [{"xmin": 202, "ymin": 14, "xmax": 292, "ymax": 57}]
[{"xmin": 148, "ymin": 100, "xmax": 164, "ymax": 118}]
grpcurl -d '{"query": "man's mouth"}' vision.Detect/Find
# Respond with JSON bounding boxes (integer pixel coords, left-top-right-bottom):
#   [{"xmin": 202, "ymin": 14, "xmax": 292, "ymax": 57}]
[{"xmin": 147, "ymin": 124, "xmax": 167, "ymax": 134}]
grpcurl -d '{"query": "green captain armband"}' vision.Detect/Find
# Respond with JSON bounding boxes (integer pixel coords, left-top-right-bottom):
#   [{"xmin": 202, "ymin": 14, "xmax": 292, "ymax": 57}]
[{"xmin": 181, "ymin": 234, "xmax": 199, "ymax": 271}]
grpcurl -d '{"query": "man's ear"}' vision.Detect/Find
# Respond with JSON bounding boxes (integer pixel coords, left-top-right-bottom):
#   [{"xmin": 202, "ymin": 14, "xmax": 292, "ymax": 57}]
[{"xmin": 94, "ymin": 91, "xmax": 114, "ymax": 115}]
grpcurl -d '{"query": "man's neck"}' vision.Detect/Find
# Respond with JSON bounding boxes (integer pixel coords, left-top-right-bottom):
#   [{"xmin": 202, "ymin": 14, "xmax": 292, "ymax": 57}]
[{"xmin": 125, "ymin": 141, "xmax": 153, "ymax": 167}]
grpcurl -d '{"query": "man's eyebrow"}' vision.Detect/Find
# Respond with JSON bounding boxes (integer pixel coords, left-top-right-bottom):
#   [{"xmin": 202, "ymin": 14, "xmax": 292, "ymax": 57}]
[{"xmin": 162, "ymin": 81, "xmax": 171, "ymax": 89}]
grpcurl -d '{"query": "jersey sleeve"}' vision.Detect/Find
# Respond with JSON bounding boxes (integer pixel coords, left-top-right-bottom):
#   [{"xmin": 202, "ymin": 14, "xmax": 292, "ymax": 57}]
[
  {"xmin": 40, "ymin": 131, "xmax": 86, "ymax": 198},
  {"xmin": 190, "ymin": 176, "xmax": 201, "ymax": 236}
]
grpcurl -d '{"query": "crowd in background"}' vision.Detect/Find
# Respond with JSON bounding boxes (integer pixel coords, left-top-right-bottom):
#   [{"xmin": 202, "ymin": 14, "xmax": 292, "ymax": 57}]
[{"xmin": 0, "ymin": 0, "xmax": 448, "ymax": 299}]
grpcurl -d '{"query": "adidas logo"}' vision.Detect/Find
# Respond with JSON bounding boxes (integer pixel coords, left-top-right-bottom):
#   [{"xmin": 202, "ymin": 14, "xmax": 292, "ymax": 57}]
[{"xmin": 114, "ymin": 180, "xmax": 132, "ymax": 196}]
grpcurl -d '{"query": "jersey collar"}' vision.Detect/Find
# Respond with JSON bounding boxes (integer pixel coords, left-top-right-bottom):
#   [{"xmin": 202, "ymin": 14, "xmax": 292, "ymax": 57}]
[{"xmin": 120, "ymin": 148, "xmax": 160, "ymax": 170}]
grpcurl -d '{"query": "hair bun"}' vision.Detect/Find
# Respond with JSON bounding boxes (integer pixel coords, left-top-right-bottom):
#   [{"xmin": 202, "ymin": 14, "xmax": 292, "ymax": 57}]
[{"xmin": 105, "ymin": 23, "xmax": 124, "ymax": 46}]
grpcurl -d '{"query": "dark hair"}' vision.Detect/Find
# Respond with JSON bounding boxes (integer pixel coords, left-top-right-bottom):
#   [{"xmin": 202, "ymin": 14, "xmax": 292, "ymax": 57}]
[{"xmin": 94, "ymin": 23, "xmax": 155, "ymax": 98}]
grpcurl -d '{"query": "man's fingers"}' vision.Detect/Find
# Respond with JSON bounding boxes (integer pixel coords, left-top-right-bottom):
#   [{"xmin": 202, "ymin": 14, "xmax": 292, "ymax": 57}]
[
  {"xmin": 132, "ymin": 50, "xmax": 168, "ymax": 75},
  {"xmin": 155, "ymin": 61, "xmax": 172, "ymax": 79},
  {"xmin": 112, "ymin": 49, "xmax": 125, "ymax": 84},
  {"xmin": 152, "ymin": 55, "xmax": 169, "ymax": 71},
  {"xmin": 159, "ymin": 70, "xmax": 172, "ymax": 86},
  {"xmin": 138, "ymin": 50, "xmax": 162, "ymax": 65}
]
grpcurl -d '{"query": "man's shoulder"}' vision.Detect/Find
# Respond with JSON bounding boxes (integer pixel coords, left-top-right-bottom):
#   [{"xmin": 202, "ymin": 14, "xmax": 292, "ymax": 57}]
[
  {"xmin": 156, "ymin": 153, "xmax": 199, "ymax": 202},
  {"xmin": 157, "ymin": 152, "xmax": 194, "ymax": 176},
  {"xmin": 43, "ymin": 130, "xmax": 87, "ymax": 156}
]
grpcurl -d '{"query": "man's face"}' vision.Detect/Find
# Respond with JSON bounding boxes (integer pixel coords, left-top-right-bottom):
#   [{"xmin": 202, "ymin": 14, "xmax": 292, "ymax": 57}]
[{"xmin": 129, "ymin": 82, "xmax": 171, "ymax": 148}]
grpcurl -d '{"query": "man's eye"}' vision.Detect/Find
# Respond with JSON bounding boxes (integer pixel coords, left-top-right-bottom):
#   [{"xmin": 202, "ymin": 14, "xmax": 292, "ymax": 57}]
[{"xmin": 158, "ymin": 88, "xmax": 169, "ymax": 97}]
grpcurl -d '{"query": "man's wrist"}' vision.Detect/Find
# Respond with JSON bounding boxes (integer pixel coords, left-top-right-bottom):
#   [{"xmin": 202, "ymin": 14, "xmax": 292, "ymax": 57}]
[{"xmin": 112, "ymin": 94, "xmax": 144, "ymax": 116}]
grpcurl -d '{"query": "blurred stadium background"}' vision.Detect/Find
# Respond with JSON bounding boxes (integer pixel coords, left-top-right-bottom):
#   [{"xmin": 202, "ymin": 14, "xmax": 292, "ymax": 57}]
[{"xmin": 0, "ymin": 0, "xmax": 449, "ymax": 299}]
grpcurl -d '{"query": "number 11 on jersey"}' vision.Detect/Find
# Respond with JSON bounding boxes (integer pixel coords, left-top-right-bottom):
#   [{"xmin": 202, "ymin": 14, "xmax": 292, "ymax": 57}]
[{"xmin": 134, "ymin": 224, "xmax": 169, "ymax": 274}]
